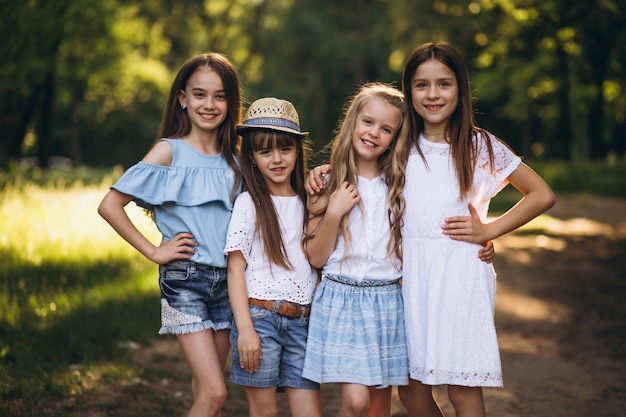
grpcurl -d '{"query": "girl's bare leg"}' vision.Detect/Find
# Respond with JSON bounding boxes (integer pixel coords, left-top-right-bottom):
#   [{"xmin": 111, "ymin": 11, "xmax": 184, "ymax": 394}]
[
  {"xmin": 366, "ymin": 386, "xmax": 392, "ymax": 417},
  {"xmin": 285, "ymin": 387, "xmax": 323, "ymax": 417},
  {"xmin": 338, "ymin": 383, "xmax": 370, "ymax": 417},
  {"xmin": 244, "ymin": 386, "xmax": 279, "ymax": 417},
  {"xmin": 447, "ymin": 385, "xmax": 486, "ymax": 417},
  {"xmin": 178, "ymin": 329, "xmax": 229, "ymax": 417},
  {"xmin": 398, "ymin": 379, "xmax": 444, "ymax": 417}
]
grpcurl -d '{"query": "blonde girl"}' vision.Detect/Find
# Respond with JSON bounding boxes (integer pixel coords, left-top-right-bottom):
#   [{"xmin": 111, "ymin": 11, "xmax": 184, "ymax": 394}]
[
  {"xmin": 302, "ymin": 83, "xmax": 410, "ymax": 417},
  {"xmin": 98, "ymin": 52, "xmax": 242, "ymax": 417}
]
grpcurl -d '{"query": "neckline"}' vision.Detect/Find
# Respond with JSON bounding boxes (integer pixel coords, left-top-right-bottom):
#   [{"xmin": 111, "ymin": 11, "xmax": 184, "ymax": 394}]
[{"xmin": 419, "ymin": 133, "xmax": 449, "ymax": 148}]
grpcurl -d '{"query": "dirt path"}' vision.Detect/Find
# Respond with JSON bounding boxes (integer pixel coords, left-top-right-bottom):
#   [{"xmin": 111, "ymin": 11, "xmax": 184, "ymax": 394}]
[{"xmin": 73, "ymin": 194, "xmax": 626, "ymax": 416}]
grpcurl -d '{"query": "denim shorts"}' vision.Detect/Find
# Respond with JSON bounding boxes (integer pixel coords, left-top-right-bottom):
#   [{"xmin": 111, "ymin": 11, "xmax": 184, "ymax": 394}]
[
  {"xmin": 230, "ymin": 305, "xmax": 320, "ymax": 390},
  {"xmin": 158, "ymin": 260, "xmax": 232, "ymax": 335}
]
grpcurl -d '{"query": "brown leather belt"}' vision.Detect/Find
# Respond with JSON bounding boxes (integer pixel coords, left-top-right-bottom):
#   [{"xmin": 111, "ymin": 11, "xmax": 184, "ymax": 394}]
[{"xmin": 248, "ymin": 298, "xmax": 311, "ymax": 318}]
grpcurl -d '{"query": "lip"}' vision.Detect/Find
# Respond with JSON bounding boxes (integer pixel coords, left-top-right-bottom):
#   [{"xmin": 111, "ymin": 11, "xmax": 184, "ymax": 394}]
[
  {"xmin": 360, "ymin": 138, "xmax": 377, "ymax": 148},
  {"xmin": 424, "ymin": 104, "xmax": 444, "ymax": 111},
  {"xmin": 199, "ymin": 112, "xmax": 219, "ymax": 120}
]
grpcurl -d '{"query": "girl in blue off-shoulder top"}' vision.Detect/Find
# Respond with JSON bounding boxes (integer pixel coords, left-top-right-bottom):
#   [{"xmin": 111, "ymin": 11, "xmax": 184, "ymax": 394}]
[{"xmin": 98, "ymin": 52, "xmax": 242, "ymax": 417}]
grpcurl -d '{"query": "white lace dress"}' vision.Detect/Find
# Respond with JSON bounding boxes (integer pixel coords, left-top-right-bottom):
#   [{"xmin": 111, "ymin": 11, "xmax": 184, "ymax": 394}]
[{"xmin": 402, "ymin": 133, "xmax": 521, "ymax": 387}]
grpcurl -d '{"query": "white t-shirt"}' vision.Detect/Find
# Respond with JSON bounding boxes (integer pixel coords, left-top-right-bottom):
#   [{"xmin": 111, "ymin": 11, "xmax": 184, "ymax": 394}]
[
  {"xmin": 224, "ymin": 192, "xmax": 318, "ymax": 304},
  {"xmin": 322, "ymin": 175, "xmax": 402, "ymax": 282}
]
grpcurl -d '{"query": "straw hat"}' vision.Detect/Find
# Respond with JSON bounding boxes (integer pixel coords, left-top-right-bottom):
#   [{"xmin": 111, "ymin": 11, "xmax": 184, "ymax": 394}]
[{"xmin": 236, "ymin": 97, "xmax": 308, "ymax": 137}]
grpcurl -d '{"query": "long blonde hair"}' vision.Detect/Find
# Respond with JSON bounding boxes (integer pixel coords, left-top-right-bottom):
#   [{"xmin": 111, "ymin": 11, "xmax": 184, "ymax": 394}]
[{"xmin": 309, "ymin": 82, "xmax": 409, "ymax": 266}]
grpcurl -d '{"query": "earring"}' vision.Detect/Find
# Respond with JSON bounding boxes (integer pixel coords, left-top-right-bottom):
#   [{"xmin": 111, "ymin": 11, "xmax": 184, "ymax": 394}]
[{"xmin": 181, "ymin": 104, "xmax": 186, "ymax": 110}]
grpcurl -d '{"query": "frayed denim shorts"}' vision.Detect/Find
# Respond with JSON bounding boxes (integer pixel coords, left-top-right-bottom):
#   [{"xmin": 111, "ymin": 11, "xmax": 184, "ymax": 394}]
[
  {"xmin": 158, "ymin": 260, "xmax": 232, "ymax": 335},
  {"xmin": 230, "ymin": 305, "xmax": 320, "ymax": 390}
]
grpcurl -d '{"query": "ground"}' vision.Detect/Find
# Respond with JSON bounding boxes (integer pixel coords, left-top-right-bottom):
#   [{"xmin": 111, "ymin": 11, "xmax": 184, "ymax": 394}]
[{"xmin": 70, "ymin": 194, "xmax": 626, "ymax": 416}]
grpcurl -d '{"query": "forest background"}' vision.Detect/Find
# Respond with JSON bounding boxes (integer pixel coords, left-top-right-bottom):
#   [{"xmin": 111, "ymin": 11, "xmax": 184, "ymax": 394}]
[
  {"xmin": 2, "ymin": 0, "xmax": 625, "ymax": 169},
  {"xmin": 2, "ymin": 1, "xmax": 626, "ymax": 416}
]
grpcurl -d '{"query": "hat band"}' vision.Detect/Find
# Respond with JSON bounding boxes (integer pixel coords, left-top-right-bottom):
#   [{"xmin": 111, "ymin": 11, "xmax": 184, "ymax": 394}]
[{"xmin": 242, "ymin": 117, "xmax": 301, "ymax": 132}]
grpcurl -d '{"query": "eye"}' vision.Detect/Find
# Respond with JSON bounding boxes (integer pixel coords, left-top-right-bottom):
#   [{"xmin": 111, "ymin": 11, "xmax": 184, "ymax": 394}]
[
  {"xmin": 362, "ymin": 118, "xmax": 373, "ymax": 125},
  {"xmin": 282, "ymin": 146, "xmax": 294, "ymax": 152},
  {"xmin": 216, "ymin": 94, "xmax": 227, "ymax": 100},
  {"xmin": 382, "ymin": 127, "xmax": 393, "ymax": 134}
]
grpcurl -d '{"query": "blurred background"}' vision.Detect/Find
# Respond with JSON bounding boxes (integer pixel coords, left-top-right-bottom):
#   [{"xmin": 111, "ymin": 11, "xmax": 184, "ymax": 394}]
[
  {"xmin": 2, "ymin": 0, "xmax": 625, "ymax": 169},
  {"xmin": 2, "ymin": 1, "xmax": 626, "ymax": 416}
]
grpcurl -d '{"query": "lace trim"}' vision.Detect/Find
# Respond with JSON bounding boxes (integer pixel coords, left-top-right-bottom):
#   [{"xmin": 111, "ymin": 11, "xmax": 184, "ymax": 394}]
[
  {"xmin": 160, "ymin": 298, "xmax": 202, "ymax": 327},
  {"xmin": 410, "ymin": 365, "xmax": 502, "ymax": 385}
]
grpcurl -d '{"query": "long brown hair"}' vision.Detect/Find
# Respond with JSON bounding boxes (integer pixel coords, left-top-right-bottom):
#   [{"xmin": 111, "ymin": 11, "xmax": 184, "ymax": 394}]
[
  {"xmin": 239, "ymin": 129, "xmax": 311, "ymax": 270},
  {"xmin": 401, "ymin": 41, "xmax": 496, "ymax": 201},
  {"xmin": 309, "ymin": 82, "xmax": 409, "ymax": 266},
  {"xmin": 158, "ymin": 52, "xmax": 242, "ymax": 202}
]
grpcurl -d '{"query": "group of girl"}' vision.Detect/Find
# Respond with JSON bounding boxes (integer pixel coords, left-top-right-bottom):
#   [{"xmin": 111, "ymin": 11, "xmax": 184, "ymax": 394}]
[{"xmin": 98, "ymin": 42, "xmax": 555, "ymax": 417}]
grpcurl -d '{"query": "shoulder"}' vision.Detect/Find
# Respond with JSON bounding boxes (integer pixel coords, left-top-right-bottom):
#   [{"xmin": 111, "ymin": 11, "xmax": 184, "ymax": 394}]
[
  {"xmin": 142, "ymin": 139, "xmax": 173, "ymax": 166},
  {"xmin": 233, "ymin": 191, "xmax": 254, "ymax": 209}
]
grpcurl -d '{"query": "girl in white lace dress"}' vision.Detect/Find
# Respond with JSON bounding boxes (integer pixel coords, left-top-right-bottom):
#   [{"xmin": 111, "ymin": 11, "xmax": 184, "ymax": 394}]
[{"xmin": 397, "ymin": 42, "xmax": 556, "ymax": 417}]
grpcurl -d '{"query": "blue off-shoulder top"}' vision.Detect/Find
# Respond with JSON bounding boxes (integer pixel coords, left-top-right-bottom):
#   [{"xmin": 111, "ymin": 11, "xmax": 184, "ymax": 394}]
[{"xmin": 111, "ymin": 138, "xmax": 240, "ymax": 267}]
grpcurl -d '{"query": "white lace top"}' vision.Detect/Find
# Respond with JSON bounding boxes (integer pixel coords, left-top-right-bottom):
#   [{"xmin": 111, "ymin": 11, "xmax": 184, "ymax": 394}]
[
  {"xmin": 322, "ymin": 175, "xmax": 402, "ymax": 282},
  {"xmin": 401, "ymin": 132, "xmax": 521, "ymax": 387},
  {"xmin": 224, "ymin": 192, "xmax": 318, "ymax": 304}
]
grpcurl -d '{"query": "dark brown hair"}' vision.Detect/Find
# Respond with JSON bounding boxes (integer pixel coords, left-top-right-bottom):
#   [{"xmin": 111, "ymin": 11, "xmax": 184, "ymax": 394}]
[
  {"xmin": 402, "ymin": 41, "xmax": 496, "ymax": 200},
  {"xmin": 158, "ymin": 52, "xmax": 242, "ymax": 201},
  {"xmin": 239, "ymin": 129, "xmax": 311, "ymax": 270}
]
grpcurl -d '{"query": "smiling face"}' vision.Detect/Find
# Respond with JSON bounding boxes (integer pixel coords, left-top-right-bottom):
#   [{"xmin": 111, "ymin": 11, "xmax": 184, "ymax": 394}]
[
  {"xmin": 251, "ymin": 134, "xmax": 299, "ymax": 196},
  {"xmin": 178, "ymin": 67, "xmax": 228, "ymax": 135},
  {"xmin": 351, "ymin": 97, "xmax": 402, "ymax": 166},
  {"xmin": 410, "ymin": 59, "xmax": 459, "ymax": 139}
]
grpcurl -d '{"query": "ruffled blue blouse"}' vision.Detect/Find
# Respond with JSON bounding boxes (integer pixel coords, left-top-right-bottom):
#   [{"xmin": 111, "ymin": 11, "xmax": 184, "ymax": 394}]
[{"xmin": 111, "ymin": 138, "xmax": 240, "ymax": 267}]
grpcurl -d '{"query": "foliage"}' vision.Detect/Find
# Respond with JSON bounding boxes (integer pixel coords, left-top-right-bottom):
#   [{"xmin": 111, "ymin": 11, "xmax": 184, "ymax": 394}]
[
  {"xmin": 0, "ymin": 175, "xmax": 161, "ymax": 415},
  {"xmin": 2, "ymin": 0, "xmax": 625, "ymax": 168}
]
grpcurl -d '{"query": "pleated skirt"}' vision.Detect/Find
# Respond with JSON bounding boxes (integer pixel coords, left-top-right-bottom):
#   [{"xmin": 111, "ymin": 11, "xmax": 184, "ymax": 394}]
[{"xmin": 302, "ymin": 274, "xmax": 408, "ymax": 388}]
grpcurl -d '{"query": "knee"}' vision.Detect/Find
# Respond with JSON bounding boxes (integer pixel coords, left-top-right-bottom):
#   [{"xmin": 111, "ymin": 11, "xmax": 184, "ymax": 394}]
[
  {"xmin": 196, "ymin": 385, "xmax": 228, "ymax": 410},
  {"xmin": 397, "ymin": 384, "xmax": 411, "ymax": 405},
  {"xmin": 448, "ymin": 385, "xmax": 484, "ymax": 412},
  {"xmin": 398, "ymin": 383, "xmax": 439, "ymax": 416},
  {"xmin": 342, "ymin": 395, "xmax": 370, "ymax": 417}
]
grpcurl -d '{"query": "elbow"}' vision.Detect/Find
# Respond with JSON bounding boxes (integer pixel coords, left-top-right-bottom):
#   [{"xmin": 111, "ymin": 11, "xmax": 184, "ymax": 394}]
[
  {"xmin": 308, "ymin": 257, "xmax": 325, "ymax": 270},
  {"xmin": 97, "ymin": 202, "xmax": 107, "ymax": 220},
  {"xmin": 544, "ymin": 189, "xmax": 557, "ymax": 211},
  {"xmin": 306, "ymin": 251, "xmax": 326, "ymax": 269}
]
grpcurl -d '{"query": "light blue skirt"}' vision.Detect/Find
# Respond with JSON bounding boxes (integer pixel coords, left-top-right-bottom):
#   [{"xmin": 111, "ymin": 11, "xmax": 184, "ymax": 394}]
[{"xmin": 302, "ymin": 274, "xmax": 408, "ymax": 388}]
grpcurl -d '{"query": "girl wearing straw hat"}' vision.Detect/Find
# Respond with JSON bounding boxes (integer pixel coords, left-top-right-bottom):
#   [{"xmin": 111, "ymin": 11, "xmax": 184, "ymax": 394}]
[{"xmin": 225, "ymin": 98, "xmax": 322, "ymax": 417}]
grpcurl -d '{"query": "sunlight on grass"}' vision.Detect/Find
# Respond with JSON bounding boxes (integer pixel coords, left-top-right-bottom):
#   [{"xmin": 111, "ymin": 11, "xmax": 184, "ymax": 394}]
[
  {"xmin": 1, "ymin": 176, "xmax": 166, "ymax": 415},
  {"xmin": 0, "ymin": 180, "xmax": 161, "ymax": 325},
  {"xmin": 0, "ymin": 181, "xmax": 160, "ymax": 264}
]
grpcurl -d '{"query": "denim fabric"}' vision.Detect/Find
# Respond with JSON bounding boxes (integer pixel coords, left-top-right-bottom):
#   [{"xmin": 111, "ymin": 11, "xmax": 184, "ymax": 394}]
[
  {"xmin": 230, "ymin": 305, "xmax": 319, "ymax": 390},
  {"xmin": 158, "ymin": 260, "xmax": 232, "ymax": 334}
]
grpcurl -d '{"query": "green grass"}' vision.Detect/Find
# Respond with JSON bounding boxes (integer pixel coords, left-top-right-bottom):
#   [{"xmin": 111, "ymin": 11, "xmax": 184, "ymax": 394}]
[
  {"xmin": 0, "ymin": 160, "xmax": 624, "ymax": 416},
  {"xmin": 0, "ymin": 169, "xmax": 161, "ymax": 416}
]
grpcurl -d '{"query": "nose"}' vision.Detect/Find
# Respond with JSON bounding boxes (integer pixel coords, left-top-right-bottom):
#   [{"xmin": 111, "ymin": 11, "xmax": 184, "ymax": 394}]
[
  {"xmin": 204, "ymin": 96, "xmax": 216, "ymax": 109},
  {"xmin": 270, "ymin": 149, "xmax": 282, "ymax": 162},
  {"xmin": 427, "ymin": 85, "xmax": 439, "ymax": 99}
]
